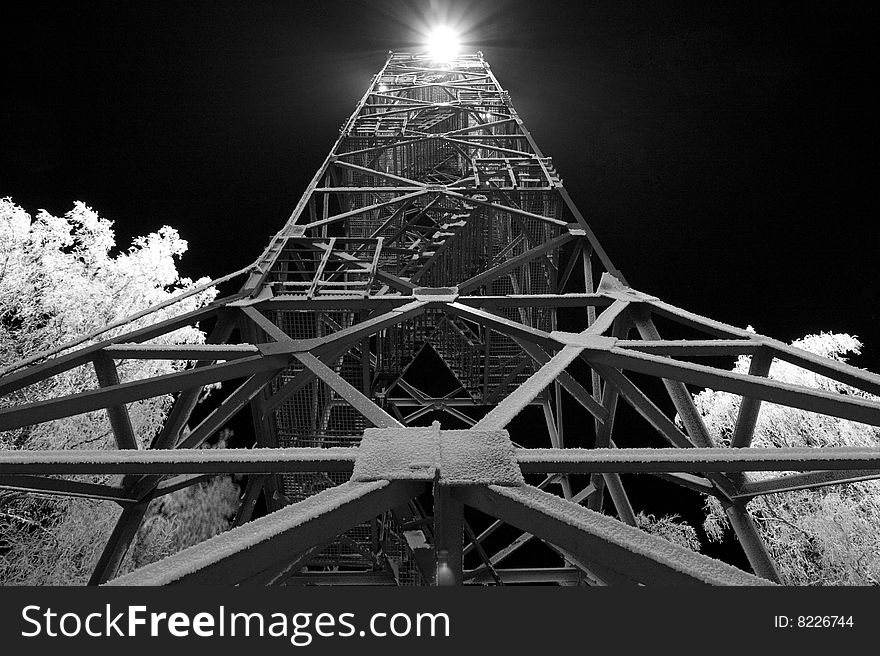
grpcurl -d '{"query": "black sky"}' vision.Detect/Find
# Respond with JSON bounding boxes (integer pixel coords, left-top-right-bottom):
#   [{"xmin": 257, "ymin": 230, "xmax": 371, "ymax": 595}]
[{"xmin": 4, "ymin": 0, "xmax": 878, "ymax": 370}]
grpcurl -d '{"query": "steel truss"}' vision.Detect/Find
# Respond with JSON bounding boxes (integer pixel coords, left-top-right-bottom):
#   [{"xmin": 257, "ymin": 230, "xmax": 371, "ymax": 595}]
[{"xmin": 2, "ymin": 51, "xmax": 879, "ymax": 586}]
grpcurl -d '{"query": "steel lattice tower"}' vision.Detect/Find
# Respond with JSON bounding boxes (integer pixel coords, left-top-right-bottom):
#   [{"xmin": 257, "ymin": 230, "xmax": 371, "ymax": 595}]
[{"xmin": 2, "ymin": 51, "xmax": 879, "ymax": 586}]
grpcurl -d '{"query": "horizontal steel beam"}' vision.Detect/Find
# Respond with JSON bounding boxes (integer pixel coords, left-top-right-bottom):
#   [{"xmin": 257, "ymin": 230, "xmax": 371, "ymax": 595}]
[
  {"xmin": 103, "ymin": 343, "xmax": 260, "ymax": 360},
  {"xmin": 465, "ymin": 567, "xmax": 582, "ymax": 585},
  {"xmin": 284, "ymin": 570, "xmax": 398, "ymax": 586},
  {"xmin": 4, "ymin": 446, "xmax": 875, "ymax": 479},
  {"xmin": 515, "ymin": 447, "xmax": 880, "ymax": 474},
  {"xmin": 248, "ymin": 293, "xmax": 614, "ymax": 312},
  {"xmin": 0, "ymin": 447, "xmax": 359, "ymax": 475},
  {"xmin": 458, "ymin": 293, "xmax": 612, "ymax": 309}
]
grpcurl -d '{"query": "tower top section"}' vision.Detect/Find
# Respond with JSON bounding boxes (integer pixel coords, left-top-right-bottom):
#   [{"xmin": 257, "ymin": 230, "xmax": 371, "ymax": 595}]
[{"xmin": 243, "ymin": 50, "xmax": 622, "ymax": 296}]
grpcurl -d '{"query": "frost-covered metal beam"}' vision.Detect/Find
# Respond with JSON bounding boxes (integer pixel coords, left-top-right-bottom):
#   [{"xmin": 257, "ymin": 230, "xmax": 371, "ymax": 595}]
[
  {"xmin": 254, "ymin": 296, "xmax": 412, "ymax": 311},
  {"xmin": 106, "ymin": 480, "xmax": 425, "ymax": 585},
  {"xmin": 465, "ymin": 567, "xmax": 582, "ymax": 585},
  {"xmin": 586, "ymin": 344, "xmax": 880, "ymax": 428},
  {"xmin": 0, "ymin": 447, "xmax": 359, "ymax": 475},
  {"xmin": 515, "ymin": 447, "xmax": 880, "ymax": 474},
  {"xmin": 453, "ymin": 484, "xmax": 773, "ymax": 586},
  {"xmin": 457, "ymin": 232, "xmax": 575, "ymax": 294},
  {"xmin": 591, "ymin": 364, "xmax": 699, "ymax": 450},
  {"xmin": 767, "ymin": 339, "xmax": 880, "ymax": 397},
  {"xmin": 102, "ymin": 343, "xmax": 261, "ymax": 360},
  {"xmin": 629, "ymin": 312, "xmax": 780, "ymax": 582},
  {"xmin": 644, "ymin": 299, "xmax": 755, "ymax": 340},
  {"xmin": 90, "ymin": 501, "xmax": 151, "ymax": 585},
  {"xmin": 175, "ymin": 370, "xmax": 280, "ymax": 449},
  {"xmin": 734, "ymin": 468, "xmax": 880, "ymax": 499},
  {"xmin": 457, "ymin": 293, "xmax": 611, "ymax": 309},
  {"xmin": 615, "ymin": 339, "xmax": 762, "ymax": 357},
  {"xmin": 0, "ymin": 475, "xmax": 134, "ymax": 503},
  {"xmin": 443, "ymin": 303, "xmax": 560, "ymax": 351},
  {"xmin": 293, "ymin": 352, "xmax": 402, "ymax": 428},
  {"xmin": 89, "ymin": 312, "xmax": 240, "ymax": 585},
  {"xmin": 309, "ymin": 300, "xmax": 429, "ymax": 357},
  {"xmin": 474, "ymin": 345, "xmax": 584, "ymax": 430},
  {"xmin": 92, "ymin": 352, "xmax": 139, "ymax": 450},
  {"xmin": 473, "ymin": 301, "xmax": 631, "ymax": 430},
  {"xmin": 0, "ymin": 353, "xmax": 290, "ymax": 431},
  {"xmin": 4, "ymin": 446, "xmax": 877, "ymax": 477},
  {"xmin": 0, "ymin": 302, "xmax": 225, "ymax": 397},
  {"xmin": 730, "ymin": 348, "xmax": 774, "ymax": 448}
]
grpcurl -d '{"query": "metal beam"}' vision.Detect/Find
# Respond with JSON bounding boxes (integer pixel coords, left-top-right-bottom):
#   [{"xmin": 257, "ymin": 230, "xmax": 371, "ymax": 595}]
[
  {"xmin": 474, "ymin": 345, "xmax": 583, "ymax": 430},
  {"xmin": 0, "ymin": 447, "xmax": 359, "ymax": 475},
  {"xmin": 465, "ymin": 567, "xmax": 582, "ymax": 585},
  {"xmin": 0, "ymin": 353, "xmax": 290, "ymax": 431},
  {"xmin": 457, "ymin": 232, "xmax": 574, "ymax": 294},
  {"xmin": 106, "ymin": 480, "xmax": 425, "ymax": 585},
  {"xmin": 89, "ymin": 311, "xmax": 239, "ymax": 585},
  {"xmin": 443, "ymin": 303, "xmax": 558, "ymax": 351},
  {"xmin": 0, "ymin": 302, "xmax": 224, "ymax": 397},
  {"xmin": 588, "ymin": 345, "xmax": 880, "ymax": 429},
  {"xmin": 514, "ymin": 447, "xmax": 880, "ymax": 474},
  {"xmin": 102, "ymin": 343, "xmax": 260, "ymax": 360},
  {"xmin": 768, "ymin": 339, "xmax": 880, "ymax": 397},
  {"xmin": 92, "ymin": 352, "xmax": 139, "ymax": 450},
  {"xmin": 453, "ymin": 484, "xmax": 772, "ymax": 586},
  {"xmin": 89, "ymin": 501, "xmax": 151, "ymax": 585},
  {"xmin": 734, "ymin": 469, "xmax": 880, "ymax": 499},
  {"xmin": 645, "ymin": 300, "xmax": 755, "ymax": 340},
  {"xmin": 629, "ymin": 312, "xmax": 781, "ymax": 582},
  {"xmin": 457, "ymin": 293, "xmax": 611, "ymax": 309},
  {"xmin": 0, "ymin": 475, "xmax": 134, "ymax": 503},
  {"xmin": 616, "ymin": 339, "xmax": 762, "ymax": 357},
  {"xmin": 434, "ymin": 485, "xmax": 464, "ymax": 585},
  {"xmin": 176, "ymin": 370, "xmax": 279, "ymax": 449},
  {"xmin": 5, "ymin": 446, "xmax": 875, "ymax": 477},
  {"xmin": 731, "ymin": 348, "xmax": 774, "ymax": 448},
  {"xmin": 293, "ymin": 352, "xmax": 402, "ymax": 428}
]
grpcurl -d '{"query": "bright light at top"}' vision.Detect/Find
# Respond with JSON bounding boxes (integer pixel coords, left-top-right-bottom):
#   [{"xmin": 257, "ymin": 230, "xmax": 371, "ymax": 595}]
[{"xmin": 426, "ymin": 26, "xmax": 461, "ymax": 62}]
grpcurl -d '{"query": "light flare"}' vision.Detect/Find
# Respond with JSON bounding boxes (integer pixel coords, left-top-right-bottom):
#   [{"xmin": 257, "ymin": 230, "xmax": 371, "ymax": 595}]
[{"xmin": 426, "ymin": 25, "xmax": 461, "ymax": 62}]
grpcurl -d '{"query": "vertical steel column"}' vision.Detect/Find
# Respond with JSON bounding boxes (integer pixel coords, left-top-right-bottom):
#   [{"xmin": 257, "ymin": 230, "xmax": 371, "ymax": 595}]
[{"xmin": 434, "ymin": 484, "xmax": 464, "ymax": 585}]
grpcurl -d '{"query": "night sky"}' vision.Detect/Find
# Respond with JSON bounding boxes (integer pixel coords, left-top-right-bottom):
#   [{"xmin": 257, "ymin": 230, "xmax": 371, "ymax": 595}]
[{"xmin": 4, "ymin": 0, "xmax": 878, "ymax": 369}]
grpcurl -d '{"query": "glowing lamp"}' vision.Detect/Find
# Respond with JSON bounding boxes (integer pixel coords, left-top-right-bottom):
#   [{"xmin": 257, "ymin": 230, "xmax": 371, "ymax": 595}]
[{"xmin": 426, "ymin": 26, "xmax": 460, "ymax": 62}]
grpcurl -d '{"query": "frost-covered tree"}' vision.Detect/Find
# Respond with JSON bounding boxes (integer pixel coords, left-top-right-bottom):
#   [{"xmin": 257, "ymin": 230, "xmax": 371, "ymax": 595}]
[
  {"xmin": 694, "ymin": 331, "xmax": 880, "ymax": 585},
  {"xmin": 636, "ymin": 512, "xmax": 701, "ymax": 551},
  {"xmin": 0, "ymin": 198, "xmax": 240, "ymax": 584}
]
